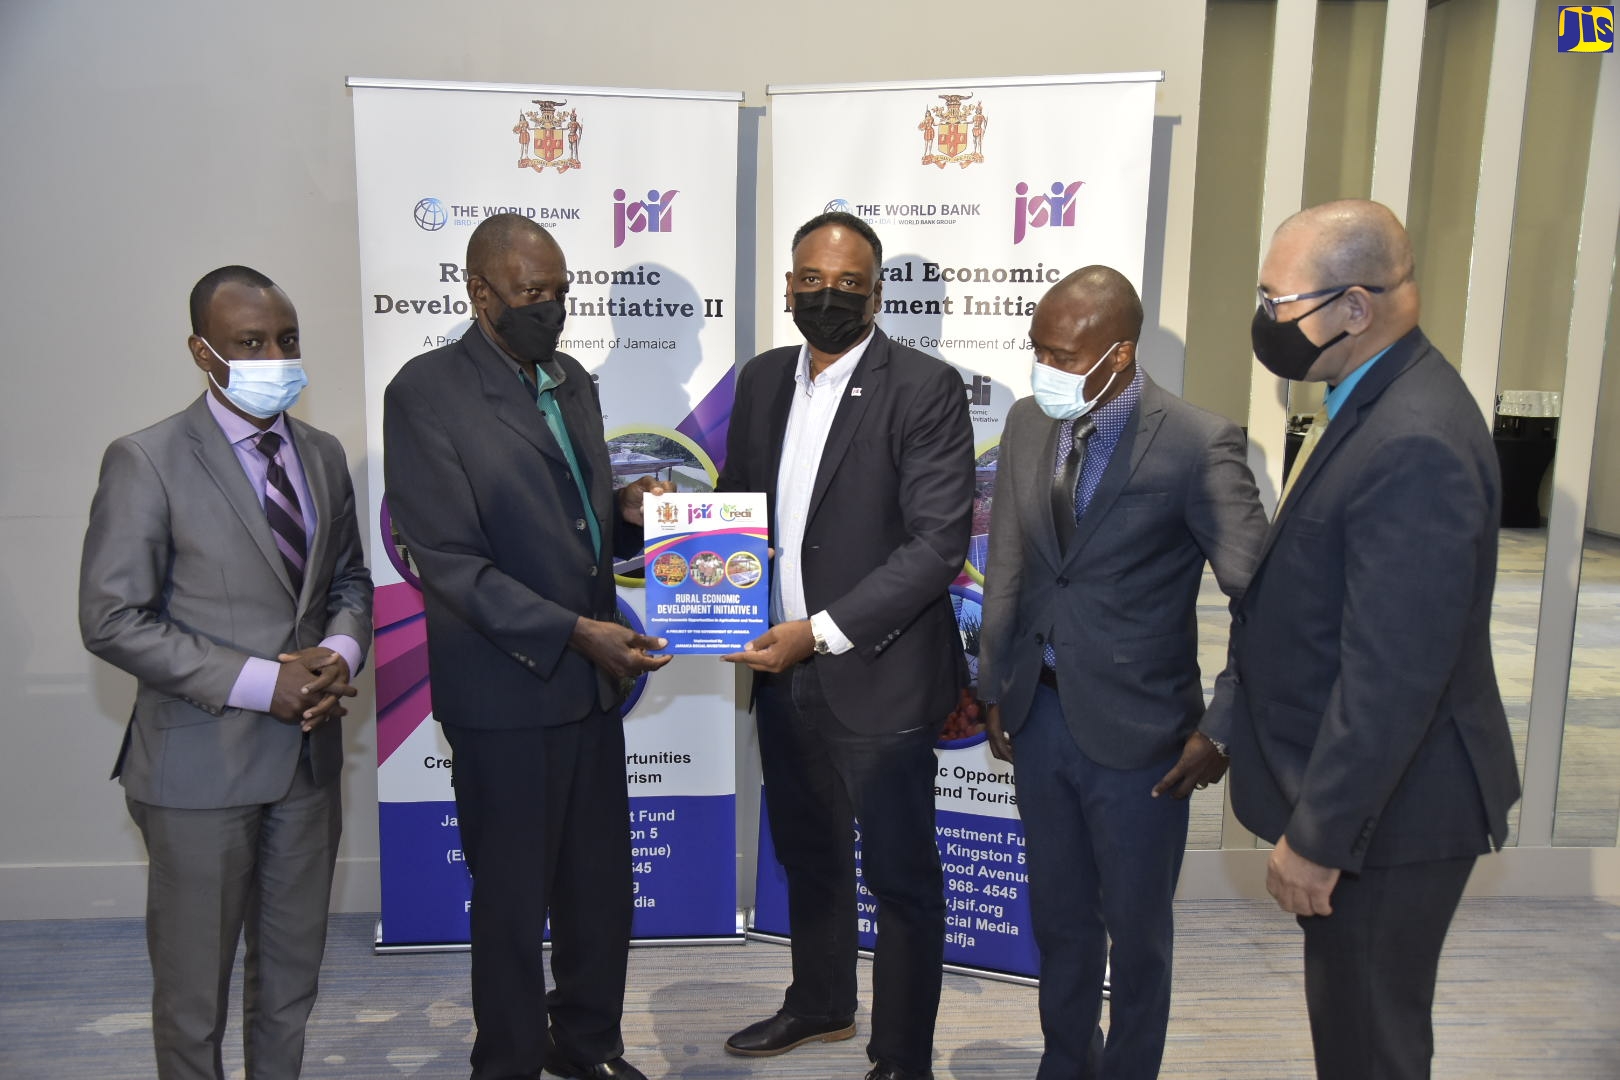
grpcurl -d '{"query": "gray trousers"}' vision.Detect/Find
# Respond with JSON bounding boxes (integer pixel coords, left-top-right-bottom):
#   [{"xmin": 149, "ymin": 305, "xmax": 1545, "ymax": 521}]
[{"xmin": 127, "ymin": 748, "xmax": 341, "ymax": 1080}]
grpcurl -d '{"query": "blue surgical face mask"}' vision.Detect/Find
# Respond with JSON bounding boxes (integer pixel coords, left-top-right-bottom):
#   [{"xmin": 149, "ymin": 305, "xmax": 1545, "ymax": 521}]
[
  {"xmin": 203, "ymin": 339, "xmax": 308, "ymax": 419},
  {"xmin": 1031, "ymin": 341, "xmax": 1120, "ymax": 420}
]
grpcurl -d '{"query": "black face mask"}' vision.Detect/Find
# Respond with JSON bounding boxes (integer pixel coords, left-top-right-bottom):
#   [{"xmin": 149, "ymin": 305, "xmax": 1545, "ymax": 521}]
[
  {"xmin": 488, "ymin": 288, "xmax": 566, "ymax": 365},
  {"xmin": 1250, "ymin": 293, "xmax": 1348, "ymax": 382},
  {"xmin": 792, "ymin": 288, "xmax": 872, "ymax": 355}
]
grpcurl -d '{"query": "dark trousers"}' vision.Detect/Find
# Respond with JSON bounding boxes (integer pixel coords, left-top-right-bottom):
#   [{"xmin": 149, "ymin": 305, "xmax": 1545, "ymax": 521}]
[
  {"xmin": 1300, "ymin": 855, "xmax": 1475, "ymax": 1080},
  {"xmin": 1013, "ymin": 684, "xmax": 1190, "ymax": 1080},
  {"xmin": 128, "ymin": 746, "xmax": 340, "ymax": 1080},
  {"xmin": 443, "ymin": 715, "xmax": 633, "ymax": 1080},
  {"xmin": 756, "ymin": 661, "xmax": 945, "ymax": 1075}
]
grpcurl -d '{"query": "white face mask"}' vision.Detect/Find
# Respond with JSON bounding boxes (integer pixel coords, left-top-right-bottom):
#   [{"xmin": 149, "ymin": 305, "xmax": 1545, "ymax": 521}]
[
  {"xmin": 203, "ymin": 339, "xmax": 308, "ymax": 419},
  {"xmin": 1031, "ymin": 341, "xmax": 1120, "ymax": 420}
]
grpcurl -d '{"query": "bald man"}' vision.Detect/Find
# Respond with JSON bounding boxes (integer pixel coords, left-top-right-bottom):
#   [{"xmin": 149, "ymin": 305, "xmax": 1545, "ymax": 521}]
[
  {"xmin": 1232, "ymin": 200, "xmax": 1520, "ymax": 1080},
  {"xmin": 384, "ymin": 214, "xmax": 671, "ymax": 1080},
  {"xmin": 980, "ymin": 267, "xmax": 1265, "ymax": 1078}
]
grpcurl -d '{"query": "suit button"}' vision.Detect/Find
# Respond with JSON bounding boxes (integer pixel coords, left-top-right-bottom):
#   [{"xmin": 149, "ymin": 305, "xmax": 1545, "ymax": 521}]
[
  {"xmin": 1055, "ymin": 577, "xmax": 1069, "ymax": 587},
  {"xmin": 1235, "ymin": 611, "xmax": 1248, "ymax": 626},
  {"xmin": 588, "ymin": 565, "xmax": 598, "ymax": 576},
  {"xmin": 575, "ymin": 518, "xmax": 587, "ymax": 531}
]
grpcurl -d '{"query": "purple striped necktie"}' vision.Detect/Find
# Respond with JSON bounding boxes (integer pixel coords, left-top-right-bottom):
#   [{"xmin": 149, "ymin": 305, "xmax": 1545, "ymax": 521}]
[{"xmin": 255, "ymin": 431, "xmax": 307, "ymax": 594}]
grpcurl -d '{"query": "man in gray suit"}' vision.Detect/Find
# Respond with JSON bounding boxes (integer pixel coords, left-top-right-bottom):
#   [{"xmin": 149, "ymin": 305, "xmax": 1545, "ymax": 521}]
[
  {"xmin": 80, "ymin": 265, "xmax": 373, "ymax": 1080},
  {"xmin": 980, "ymin": 267, "xmax": 1266, "ymax": 1079},
  {"xmin": 1233, "ymin": 200, "xmax": 1519, "ymax": 1080}
]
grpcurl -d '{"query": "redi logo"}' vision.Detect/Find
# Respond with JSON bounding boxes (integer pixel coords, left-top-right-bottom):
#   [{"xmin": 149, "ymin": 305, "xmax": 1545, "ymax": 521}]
[{"xmin": 613, "ymin": 188, "xmax": 678, "ymax": 249}]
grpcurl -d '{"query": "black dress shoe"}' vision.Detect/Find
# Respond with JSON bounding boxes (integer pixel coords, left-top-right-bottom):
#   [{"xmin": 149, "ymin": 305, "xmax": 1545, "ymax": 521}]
[
  {"xmin": 865, "ymin": 1063, "xmax": 934, "ymax": 1080},
  {"xmin": 543, "ymin": 1052, "xmax": 648, "ymax": 1079},
  {"xmin": 724, "ymin": 1009, "xmax": 857, "ymax": 1056}
]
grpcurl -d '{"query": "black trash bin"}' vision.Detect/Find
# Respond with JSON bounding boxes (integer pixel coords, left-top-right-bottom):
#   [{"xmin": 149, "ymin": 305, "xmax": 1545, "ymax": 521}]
[{"xmin": 1493, "ymin": 415, "xmax": 1557, "ymax": 528}]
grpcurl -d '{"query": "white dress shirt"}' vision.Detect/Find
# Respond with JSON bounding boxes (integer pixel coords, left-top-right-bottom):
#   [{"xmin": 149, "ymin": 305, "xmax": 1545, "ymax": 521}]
[{"xmin": 772, "ymin": 331, "xmax": 876, "ymax": 654}]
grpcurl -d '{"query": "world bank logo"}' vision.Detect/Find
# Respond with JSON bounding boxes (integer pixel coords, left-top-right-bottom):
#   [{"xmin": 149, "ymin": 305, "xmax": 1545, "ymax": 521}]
[
  {"xmin": 413, "ymin": 197, "xmax": 448, "ymax": 231},
  {"xmin": 824, "ymin": 198, "xmax": 854, "ymax": 214}
]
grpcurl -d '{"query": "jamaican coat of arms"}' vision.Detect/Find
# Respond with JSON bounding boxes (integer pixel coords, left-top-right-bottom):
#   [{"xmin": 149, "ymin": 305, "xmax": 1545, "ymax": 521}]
[
  {"xmin": 919, "ymin": 94, "xmax": 987, "ymax": 169},
  {"xmin": 514, "ymin": 99, "xmax": 582, "ymax": 174}
]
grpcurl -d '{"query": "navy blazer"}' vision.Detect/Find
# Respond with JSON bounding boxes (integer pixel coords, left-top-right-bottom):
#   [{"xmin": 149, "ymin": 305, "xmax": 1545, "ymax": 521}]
[
  {"xmin": 979, "ymin": 377, "xmax": 1268, "ymax": 770},
  {"xmin": 1228, "ymin": 328, "xmax": 1521, "ymax": 872},
  {"xmin": 384, "ymin": 328, "xmax": 639, "ymax": 730},
  {"xmin": 718, "ymin": 328, "xmax": 976, "ymax": 734}
]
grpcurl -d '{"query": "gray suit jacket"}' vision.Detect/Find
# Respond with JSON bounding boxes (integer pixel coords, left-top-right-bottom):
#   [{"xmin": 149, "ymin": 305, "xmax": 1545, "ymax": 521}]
[
  {"xmin": 979, "ymin": 376, "xmax": 1267, "ymax": 770},
  {"xmin": 80, "ymin": 394, "xmax": 373, "ymax": 809},
  {"xmin": 1228, "ymin": 329, "xmax": 1520, "ymax": 872}
]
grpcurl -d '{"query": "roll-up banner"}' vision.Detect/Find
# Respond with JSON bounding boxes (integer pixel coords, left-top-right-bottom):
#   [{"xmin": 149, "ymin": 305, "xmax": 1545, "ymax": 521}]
[
  {"xmin": 757, "ymin": 72, "xmax": 1161, "ymax": 981},
  {"xmin": 349, "ymin": 78, "xmax": 743, "ymax": 948}
]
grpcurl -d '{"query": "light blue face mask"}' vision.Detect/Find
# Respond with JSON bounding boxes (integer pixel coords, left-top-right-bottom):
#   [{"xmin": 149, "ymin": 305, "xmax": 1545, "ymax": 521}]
[
  {"xmin": 1031, "ymin": 341, "xmax": 1120, "ymax": 420},
  {"xmin": 203, "ymin": 339, "xmax": 308, "ymax": 419}
]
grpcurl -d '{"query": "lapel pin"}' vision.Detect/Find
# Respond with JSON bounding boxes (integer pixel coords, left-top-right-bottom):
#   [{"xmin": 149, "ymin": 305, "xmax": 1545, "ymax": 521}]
[{"xmin": 851, "ymin": 387, "xmax": 863, "ymax": 397}]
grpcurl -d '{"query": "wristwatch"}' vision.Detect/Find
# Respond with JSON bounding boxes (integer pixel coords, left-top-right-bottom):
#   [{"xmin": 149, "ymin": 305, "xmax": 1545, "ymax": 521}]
[
  {"xmin": 1206, "ymin": 734, "xmax": 1229, "ymax": 757},
  {"xmin": 812, "ymin": 626, "xmax": 831, "ymax": 655}
]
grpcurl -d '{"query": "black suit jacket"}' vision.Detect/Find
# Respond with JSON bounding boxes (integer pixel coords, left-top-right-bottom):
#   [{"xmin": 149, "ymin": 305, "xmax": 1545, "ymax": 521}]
[
  {"xmin": 1229, "ymin": 328, "xmax": 1521, "ymax": 872},
  {"xmin": 383, "ymin": 327, "xmax": 639, "ymax": 730},
  {"xmin": 718, "ymin": 328, "xmax": 976, "ymax": 734}
]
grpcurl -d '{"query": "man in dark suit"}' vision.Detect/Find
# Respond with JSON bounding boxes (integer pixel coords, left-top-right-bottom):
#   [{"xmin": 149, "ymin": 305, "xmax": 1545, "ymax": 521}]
[
  {"xmin": 80, "ymin": 265, "xmax": 373, "ymax": 1080},
  {"xmin": 978, "ymin": 267, "xmax": 1267, "ymax": 1079},
  {"xmin": 718, "ymin": 212, "xmax": 975, "ymax": 1080},
  {"xmin": 1233, "ymin": 199, "xmax": 1521, "ymax": 1080},
  {"xmin": 383, "ymin": 215, "xmax": 671, "ymax": 1080}
]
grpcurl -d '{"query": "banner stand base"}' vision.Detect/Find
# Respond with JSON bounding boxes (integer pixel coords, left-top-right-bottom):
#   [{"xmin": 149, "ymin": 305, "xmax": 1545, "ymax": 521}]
[
  {"xmin": 744, "ymin": 927, "xmax": 1043, "ymax": 989},
  {"xmin": 374, "ymin": 919, "xmax": 747, "ymax": 955}
]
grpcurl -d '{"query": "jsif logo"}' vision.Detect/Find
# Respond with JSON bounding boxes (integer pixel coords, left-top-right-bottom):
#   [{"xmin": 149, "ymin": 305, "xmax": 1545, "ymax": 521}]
[
  {"xmin": 1012, "ymin": 181, "xmax": 1084, "ymax": 245},
  {"xmin": 687, "ymin": 503, "xmax": 713, "ymax": 524},
  {"xmin": 1557, "ymin": 6, "xmax": 1614, "ymax": 52},
  {"xmin": 613, "ymin": 188, "xmax": 678, "ymax": 248}
]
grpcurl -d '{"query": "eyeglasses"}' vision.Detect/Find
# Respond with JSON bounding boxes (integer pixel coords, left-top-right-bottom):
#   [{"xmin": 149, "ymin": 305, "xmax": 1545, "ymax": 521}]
[{"xmin": 1255, "ymin": 283, "xmax": 1386, "ymax": 322}]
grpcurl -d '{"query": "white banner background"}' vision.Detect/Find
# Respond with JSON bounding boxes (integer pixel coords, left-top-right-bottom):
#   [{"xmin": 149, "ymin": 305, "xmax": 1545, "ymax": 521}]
[
  {"xmin": 351, "ymin": 79, "xmax": 741, "ymax": 945},
  {"xmin": 760, "ymin": 73, "xmax": 1159, "ymax": 978}
]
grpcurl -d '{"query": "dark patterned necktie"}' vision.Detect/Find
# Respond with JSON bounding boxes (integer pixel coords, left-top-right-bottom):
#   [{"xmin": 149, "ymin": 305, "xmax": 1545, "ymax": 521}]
[
  {"xmin": 1051, "ymin": 417, "xmax": 1097, "ymax": 550},
  {"xmin": 256, "ymin": 431, "xmax": 307, "ymax": 593}
]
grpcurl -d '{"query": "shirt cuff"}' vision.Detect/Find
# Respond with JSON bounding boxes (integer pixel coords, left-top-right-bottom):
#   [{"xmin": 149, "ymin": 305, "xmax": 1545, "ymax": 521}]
[
  {"xmin": 810, "ymin": 610, "xmax": 855, "ymax": 656},
  {"xmin": 226, "ymin": 656, "xmax": 279, "ymax": 713},
  {"xmin": 319, "ymin": 635, "xmax": 364, "ymax": 679}
]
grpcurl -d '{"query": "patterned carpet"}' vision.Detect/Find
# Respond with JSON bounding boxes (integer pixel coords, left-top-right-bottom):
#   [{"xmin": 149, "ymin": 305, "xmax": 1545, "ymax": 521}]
[{"xmin": 4, "ymin": 900, "xmax": 1618, "ymax": 1079}]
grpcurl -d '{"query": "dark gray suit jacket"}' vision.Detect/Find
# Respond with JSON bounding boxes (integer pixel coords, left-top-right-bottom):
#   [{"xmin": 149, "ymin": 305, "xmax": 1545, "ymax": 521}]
[
  {"xmin": 1228, "ymin": 329, "xmax": 1521, "ymax": 872},
  {"xmin": 80, "ymin": 394, "xmax": 373, "ymax": 809},
  {"xmin": 384, "ymin": 328, "xmax": 641, "ymax": 730},
  {"xmin": 718, "ymin": 328, "xmax": 976, "ymax": 734},
  {"xmin": 979, "ymin": 376, "xmax": 1268, "ymax": 770}
]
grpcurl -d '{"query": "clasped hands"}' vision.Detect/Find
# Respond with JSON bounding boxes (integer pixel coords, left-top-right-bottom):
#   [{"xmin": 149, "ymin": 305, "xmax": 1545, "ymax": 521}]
[{"xmin": 271, "ymin": 649, "xmax": 355, "ymax": 733}]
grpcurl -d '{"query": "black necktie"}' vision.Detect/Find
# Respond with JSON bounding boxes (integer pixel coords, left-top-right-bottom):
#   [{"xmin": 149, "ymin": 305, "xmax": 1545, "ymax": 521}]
[
  {"xmin": 255, "ymin": 431, "xmax": 307, "ymax": 594},
  {"xmin": 1051, "ymin": 417, "xmax": 1096, "ymax": 550}
]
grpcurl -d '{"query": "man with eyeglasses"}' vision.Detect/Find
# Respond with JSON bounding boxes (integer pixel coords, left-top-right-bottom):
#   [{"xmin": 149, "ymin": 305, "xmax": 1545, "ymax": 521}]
[{"xmin": 1228, "ymin": 199, "xmax": 1520, "ymax": 1080}]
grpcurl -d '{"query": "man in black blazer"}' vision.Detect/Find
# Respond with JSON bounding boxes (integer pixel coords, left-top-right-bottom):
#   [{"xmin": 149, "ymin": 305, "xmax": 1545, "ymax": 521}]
[
  {"xmin": 383, "ymin": 214, "xmax": 671, "ymax": 1080},
  {"xmin": 979, "ymin": 267, "xmax": 1268, "ymax": 1079},
  {"xmin": 719, "ymin": 212, "xmax": 975, "ymax": 1080},
  {"xmin": 1233, "ymin": 199, "xmax": 1520, "ymax": 1080}
]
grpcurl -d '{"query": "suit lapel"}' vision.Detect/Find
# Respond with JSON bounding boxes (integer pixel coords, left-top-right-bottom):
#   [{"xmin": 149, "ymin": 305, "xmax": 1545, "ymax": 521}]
[
  {"xmin": 1252, "ymin": 329, "xmax": 1430, "ymax": 571},
  {"xmin": 555, "ymin": 372, "xmax": 613, "ymax": 529},
  {"xmin": 468, "ymin": 329, "xmax": 567, "ymax": 464},
  {"xmin": 806, "ymin": 330, "xmax": 887, "ymax": 524},
  {"xmin": 184, "ymin": 395, "xmax": 298, "ymax": 600},
  {"xmin": 1061, "ymin": 378, "xmax": 1160, "ymax": 565},
  {"xmin": 288, "ymin": 419, "xmax": 329, "ymax": 615},
  {"xmin": 1030, "ymin": 414, "xmax": 1065, "ymax": 567}
]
